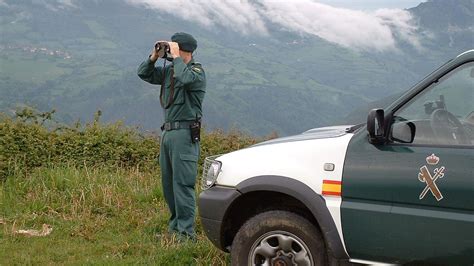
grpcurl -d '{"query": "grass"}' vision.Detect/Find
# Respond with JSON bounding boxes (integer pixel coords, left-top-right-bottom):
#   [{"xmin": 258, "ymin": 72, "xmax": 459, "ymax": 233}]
[
  {"xmin": 0, "ymin": 54, "xmax": 73, "ymax": 84},
  {"xmin": 0, "ymin": 112, "xmax": 261, "ymax": 264},
  {"xmin": 0, "ymin": 165, "xmax": 229, "ymax": 265}
]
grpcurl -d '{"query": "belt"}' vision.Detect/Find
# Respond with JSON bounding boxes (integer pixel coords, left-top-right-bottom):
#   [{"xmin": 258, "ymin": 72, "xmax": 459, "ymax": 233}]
[{"xmin": 161, "ymin": 121, "xmax": 195, "ymax": 131}]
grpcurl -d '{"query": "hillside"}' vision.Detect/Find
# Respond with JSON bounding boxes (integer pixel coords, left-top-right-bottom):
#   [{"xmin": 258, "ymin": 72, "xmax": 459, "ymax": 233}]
[{"xmin": 0, "ymin": 0, "xmax": 472, "ymax": 135}]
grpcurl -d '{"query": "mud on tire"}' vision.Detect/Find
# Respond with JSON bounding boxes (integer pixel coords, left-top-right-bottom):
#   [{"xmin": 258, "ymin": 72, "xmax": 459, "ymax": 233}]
[{"xmin": 231, "ymin": 210, "xmax": 327, "ymax": 266}]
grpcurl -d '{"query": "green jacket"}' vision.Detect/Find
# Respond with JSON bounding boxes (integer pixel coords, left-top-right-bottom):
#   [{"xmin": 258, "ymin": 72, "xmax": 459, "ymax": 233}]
[{"xmin": 137, "ymin": 57, "xmax": 206, "ymax": 123}]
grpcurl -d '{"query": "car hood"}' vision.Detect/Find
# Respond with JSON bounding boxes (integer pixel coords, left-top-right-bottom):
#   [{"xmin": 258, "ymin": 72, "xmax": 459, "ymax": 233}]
[
  {"xmin": 252, "ymin": 125, "xmax": 355, "ymax": 147},
  {"xmin": 213, "ymin": 124, "xmax": 356, "ymax": 188}
]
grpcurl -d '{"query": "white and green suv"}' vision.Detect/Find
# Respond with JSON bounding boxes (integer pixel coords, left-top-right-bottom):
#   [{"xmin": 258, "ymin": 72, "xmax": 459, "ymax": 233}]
[{"xmin": 198, "ymin": 50, "xmax": 474, "ymax": 266}]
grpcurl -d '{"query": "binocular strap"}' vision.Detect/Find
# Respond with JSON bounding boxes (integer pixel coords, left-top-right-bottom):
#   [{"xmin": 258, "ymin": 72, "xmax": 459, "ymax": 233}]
[{"xmin": 160, "ymin": 60, "xmax": 175, "ymax": 109}]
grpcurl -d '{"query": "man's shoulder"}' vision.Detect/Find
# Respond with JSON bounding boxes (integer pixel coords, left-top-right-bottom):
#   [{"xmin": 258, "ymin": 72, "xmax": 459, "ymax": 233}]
[
  {"xmin": 191, "ymin": 62, "xmax": 203, "ymax": 68},
  {"xmin": 191, "ymin": 62, "xmax": 205, "ymax": 74}
]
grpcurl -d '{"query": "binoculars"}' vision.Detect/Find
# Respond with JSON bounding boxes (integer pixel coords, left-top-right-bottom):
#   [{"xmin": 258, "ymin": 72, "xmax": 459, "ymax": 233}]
[{"xmin": 155, "ymin": 41, "xmax": 173, "ymax": 61}]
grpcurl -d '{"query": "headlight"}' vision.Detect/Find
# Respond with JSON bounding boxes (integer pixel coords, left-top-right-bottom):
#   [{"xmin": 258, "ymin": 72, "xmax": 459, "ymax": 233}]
[{"xmin": 201, "ymin": 155, "xmax": 222, "ymax": 190}]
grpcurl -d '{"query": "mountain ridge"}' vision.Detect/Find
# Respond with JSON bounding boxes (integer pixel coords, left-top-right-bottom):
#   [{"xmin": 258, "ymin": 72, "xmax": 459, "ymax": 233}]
[{"xmin": 0, "ymin": 0, "xmax": 472, "ymax": 135}]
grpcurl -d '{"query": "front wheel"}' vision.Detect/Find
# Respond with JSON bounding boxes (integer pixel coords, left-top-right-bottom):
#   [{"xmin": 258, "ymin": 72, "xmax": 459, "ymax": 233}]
[{"xmin": 231, "ymin": 210, "xmax": 327, "ymax": 266}]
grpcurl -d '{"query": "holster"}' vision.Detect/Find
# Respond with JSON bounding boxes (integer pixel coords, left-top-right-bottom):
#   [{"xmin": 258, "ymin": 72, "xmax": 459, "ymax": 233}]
[{"xmin": 190, "ymin": 119, "xmax": 201, "ymax": 143}]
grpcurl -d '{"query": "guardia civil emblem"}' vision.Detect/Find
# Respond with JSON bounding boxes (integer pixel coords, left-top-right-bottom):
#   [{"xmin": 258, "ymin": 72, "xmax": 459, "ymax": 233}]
[{"xmin": 418, "ymin": 154, "xmax": 445, "ymax": 201}]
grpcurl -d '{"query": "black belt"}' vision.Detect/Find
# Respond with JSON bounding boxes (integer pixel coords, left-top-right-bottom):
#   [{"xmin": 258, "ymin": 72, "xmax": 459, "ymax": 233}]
[{"xmin": 161, "ymin": 121, "xmax": 195, "ymax": 131}]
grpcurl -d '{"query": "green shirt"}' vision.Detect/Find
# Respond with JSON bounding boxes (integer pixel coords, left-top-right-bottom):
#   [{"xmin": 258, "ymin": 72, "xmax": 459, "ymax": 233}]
[{"xmin": 137, "ymin": 57, "xmax": 206, "ymax": 123}]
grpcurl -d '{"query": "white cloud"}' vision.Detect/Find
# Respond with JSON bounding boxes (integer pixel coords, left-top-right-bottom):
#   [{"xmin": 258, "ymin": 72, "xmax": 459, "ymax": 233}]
[
  {"xmin": 128, "ymin": 0, "xmax": 423, "ymax": 51},
  {"xmin": 31, "ymin": 0, "xmax": 77, "ymax": 11},
  {"xmin": 260, "ymin": 0, "xmax": 400, "ymax": 51},
  {"xmin": 374, "ymin": 8, "xmax": 421, "ymax": 49},
  {"xmin": 127, "ymin": 0, "xmax": 268, "ymax": 35},
  {"xmin": 57, "ymin": 0, "xmax": 76, "ymax": 8},
  {"xmin": 27, "ymin": 0, "xmax": 420, "ymax": 51}
]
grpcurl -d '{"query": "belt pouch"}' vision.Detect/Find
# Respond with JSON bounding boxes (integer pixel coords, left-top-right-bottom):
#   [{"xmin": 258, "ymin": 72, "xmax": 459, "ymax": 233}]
[{"xmin": 190, "ymin": 121, "xmax": 201, "ymax": 143}]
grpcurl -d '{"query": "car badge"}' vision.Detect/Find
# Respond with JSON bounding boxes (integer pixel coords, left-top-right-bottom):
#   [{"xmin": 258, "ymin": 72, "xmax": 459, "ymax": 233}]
[{"xmin": 418, "ymin": 154, "xmax": 445, "ymax": 201}]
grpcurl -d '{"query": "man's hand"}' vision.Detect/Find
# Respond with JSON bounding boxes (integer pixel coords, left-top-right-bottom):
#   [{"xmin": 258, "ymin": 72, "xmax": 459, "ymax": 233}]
[
  {"xmin": 169, "ymin": 41, "xmax": 180, "ymax": 59},
  {"xmin": 149, "ymin": 41, "xmax": 161, "ymax": 63},
  {"xmin": 150, "ymin": 40, "xmax": 168, "ymax": 63}
]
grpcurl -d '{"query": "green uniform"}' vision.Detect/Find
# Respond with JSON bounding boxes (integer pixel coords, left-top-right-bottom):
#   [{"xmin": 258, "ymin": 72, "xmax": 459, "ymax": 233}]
[{"xmin": 137, "ymin": 56, "xmax": 206, "ymax": 238}]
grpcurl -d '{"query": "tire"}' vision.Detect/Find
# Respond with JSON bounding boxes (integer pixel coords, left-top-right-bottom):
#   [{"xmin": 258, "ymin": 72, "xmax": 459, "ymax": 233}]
[{"xmin": 231, "ymin": 210, "xmax": 327, "ymax": 266}]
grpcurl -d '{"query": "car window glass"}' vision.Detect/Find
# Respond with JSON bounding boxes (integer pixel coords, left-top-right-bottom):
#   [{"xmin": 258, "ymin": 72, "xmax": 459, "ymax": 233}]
[{"xmin": 391, "ymin": 62, "xmax": 474, "ymax": 146}]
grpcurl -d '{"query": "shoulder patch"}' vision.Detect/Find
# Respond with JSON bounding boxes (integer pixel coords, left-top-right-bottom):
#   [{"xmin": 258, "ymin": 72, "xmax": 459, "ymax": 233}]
[{"xmin": 192, "ymin": 66, "xmax": 203, "ymax": 73}]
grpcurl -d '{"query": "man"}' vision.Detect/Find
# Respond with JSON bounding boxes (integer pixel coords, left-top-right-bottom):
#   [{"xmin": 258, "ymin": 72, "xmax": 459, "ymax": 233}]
[{"xmin": 137, "ymin": 32, "xmax": 206, "ymax": 241}]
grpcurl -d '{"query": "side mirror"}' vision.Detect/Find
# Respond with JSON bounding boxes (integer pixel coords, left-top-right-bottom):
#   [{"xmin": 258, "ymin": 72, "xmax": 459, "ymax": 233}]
[
  {"xmin": 391, "ymin": 121, "xmax": 416, "ymax": 143},
  {"xmin": 367, "ymin": 109, "xmax": 385, "ymax": 144}
]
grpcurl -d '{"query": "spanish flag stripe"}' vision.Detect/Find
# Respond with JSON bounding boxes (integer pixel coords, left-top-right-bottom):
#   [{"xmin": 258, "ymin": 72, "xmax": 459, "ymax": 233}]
[
  {"xmin": 323, "ymin": 180, "xmax": 341, "ymax": 185},
  {"xmin": 322, "ymin": 191, "xmax": 341, "ymax": 196},
  {"xmin": 322, "ymin": 184, "xmax": 341, "ymax": 192},
  {"xmin": 322, "ymin": 179, "xmax": 342, "ymax": 196}
]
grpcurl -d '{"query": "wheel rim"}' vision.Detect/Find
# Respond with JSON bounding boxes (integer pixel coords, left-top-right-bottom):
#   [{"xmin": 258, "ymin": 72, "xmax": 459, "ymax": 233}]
[{"xmin": 249, "ymin": 230, "xmax": 314, "ymax": 266}]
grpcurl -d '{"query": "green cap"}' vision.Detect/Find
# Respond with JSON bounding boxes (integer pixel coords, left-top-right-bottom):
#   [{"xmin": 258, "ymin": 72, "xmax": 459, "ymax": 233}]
[{"xmin": 171, "ymin": 32, "xmax": 197, "ymax": 52}]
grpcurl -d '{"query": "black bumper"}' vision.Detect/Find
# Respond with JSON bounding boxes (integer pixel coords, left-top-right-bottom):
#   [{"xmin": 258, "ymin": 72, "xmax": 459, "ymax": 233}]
[{"xmin": 198, "ymin": 186, "xmax": 241, "ymax": 251}]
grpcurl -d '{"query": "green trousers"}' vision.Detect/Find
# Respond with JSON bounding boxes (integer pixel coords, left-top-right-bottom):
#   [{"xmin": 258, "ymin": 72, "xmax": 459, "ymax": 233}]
[{"xmin": 159, "ymin": 128, "xmax": 199, "ymax": 238}]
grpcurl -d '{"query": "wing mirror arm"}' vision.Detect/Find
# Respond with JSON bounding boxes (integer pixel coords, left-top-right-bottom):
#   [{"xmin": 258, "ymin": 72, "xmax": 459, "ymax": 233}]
[{"xmin": 367, "ymin": 109, "xmax": 386, "ymax": 144}]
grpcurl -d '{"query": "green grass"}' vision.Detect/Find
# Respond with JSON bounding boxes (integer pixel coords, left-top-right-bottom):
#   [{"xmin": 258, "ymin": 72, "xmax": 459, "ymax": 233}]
[
  {"xmin": 0, "ymin": 166, "xmax": 229, "ymax": 265},
  {"xmin": 0, "ymin": 54, "xmax": 73, "ymax": 84},
  {"xmin": 0, "ymin": 109, "xmax": 260, "ymax": 264}
]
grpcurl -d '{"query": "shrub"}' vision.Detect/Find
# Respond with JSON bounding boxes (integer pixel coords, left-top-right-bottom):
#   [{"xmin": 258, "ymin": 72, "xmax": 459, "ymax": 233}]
[
  {"xmin": 0, "ymin": 108, "xmax": 268, "ymax": 180},
  {"xmin": 0, "ymin": 109, "xmax": 160, "ymax": 180}
]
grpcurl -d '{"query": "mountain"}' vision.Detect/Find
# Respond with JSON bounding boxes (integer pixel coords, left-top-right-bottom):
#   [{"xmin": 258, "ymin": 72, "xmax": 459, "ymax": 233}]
[{"xmin": 0, "ymin": 0, "xmax": 472, "ymax": 136}]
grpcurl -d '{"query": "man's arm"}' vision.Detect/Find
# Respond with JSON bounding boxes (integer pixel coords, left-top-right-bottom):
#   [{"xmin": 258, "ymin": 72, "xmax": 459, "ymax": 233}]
[
  {"xmin": 168, "ymin": 41, "xmax": 205, "ymax": 87},
  {"xmin": 173, "ymin": 58, "xmax": 205, "ymax": 86},
  {"xmin": 137, "ymin": 42, "xmax": 164, "ymax": 85},
  {"xmin": 137, "ymin": 58, "xmax": 164, "ymax": 85}
]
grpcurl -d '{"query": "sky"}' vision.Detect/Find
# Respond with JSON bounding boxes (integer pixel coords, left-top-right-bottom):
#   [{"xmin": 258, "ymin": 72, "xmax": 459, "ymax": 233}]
[{"xmin": 316, "ymin": 0, "xmax": 426, "ymax": 10}]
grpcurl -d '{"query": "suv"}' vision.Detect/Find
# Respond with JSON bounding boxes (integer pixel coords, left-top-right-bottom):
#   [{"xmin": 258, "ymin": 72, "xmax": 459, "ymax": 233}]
[{"xmin": 198, "ymin": 50, "xmax": 474, "ymax": 265}]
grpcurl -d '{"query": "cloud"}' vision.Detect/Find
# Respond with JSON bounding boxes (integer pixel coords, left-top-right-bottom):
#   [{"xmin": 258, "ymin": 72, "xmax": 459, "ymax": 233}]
[
  {"xmin": 31, "ymin": 0, "xmax": 77, "ymax": 11},
  {"xmin": 374, "ymin": 8, "xmax": 422, "ymax": 49},
  {"xmin": 127, "ymin": 0, "xmax": 267, "ymax": 35},
  {"xmin": 27, "ymin": 0, "xmax": 418, "ymax": 51},
  {"xmin": 128, "ymin": 0, "xmax": 422, "ymax": 51},
  {"xmin": 57, "ymin": 0, "xmax": 76, "ymax": 8},
  {"xmin": 260, "ymin": 0, "xmax": 400, "ymax": 51}
]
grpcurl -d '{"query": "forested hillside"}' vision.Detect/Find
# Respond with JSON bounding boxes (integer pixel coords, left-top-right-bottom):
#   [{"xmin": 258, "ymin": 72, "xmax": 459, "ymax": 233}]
[{"xmin": 0, "ymin": 0, "xmax": 472, "ymax": 135}]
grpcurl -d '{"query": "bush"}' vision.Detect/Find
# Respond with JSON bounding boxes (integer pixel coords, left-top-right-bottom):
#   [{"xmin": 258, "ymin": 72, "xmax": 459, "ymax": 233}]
[
  {"xmin": 0, "ymin": 108, "xmax": 267, "ymax": 180},
  {"xmin": 0, "ymin": 109, "xmax": 271, "ymax": 264},
  {"xmin": 0, "ymin": 109, "xmax": 160, "ymax": 180}
]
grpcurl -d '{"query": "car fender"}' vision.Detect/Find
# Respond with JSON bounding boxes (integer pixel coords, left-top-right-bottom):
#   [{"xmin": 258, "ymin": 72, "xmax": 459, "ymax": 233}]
[{"xmin": 236, "ymin": 175, "xmax": 349, "ymax": 260}]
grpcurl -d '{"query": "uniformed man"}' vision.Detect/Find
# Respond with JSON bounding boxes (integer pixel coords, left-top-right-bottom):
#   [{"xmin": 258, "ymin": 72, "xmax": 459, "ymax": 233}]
[{"xmin": 137, "ymin": 32, "xmax": 206, "ymax": 241}]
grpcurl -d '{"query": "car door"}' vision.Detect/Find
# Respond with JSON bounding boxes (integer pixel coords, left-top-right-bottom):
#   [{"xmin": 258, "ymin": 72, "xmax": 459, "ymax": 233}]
[{"xmin": 341, "ymin": 62, "xmax": 474, "ymax": 264}]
